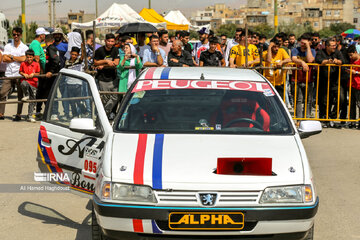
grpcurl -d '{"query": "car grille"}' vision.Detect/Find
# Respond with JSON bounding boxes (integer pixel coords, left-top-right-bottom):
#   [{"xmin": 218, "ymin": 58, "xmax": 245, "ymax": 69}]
[{"xmin": 155, "ymin": 191, "xmax": 262, "ymax": 207}]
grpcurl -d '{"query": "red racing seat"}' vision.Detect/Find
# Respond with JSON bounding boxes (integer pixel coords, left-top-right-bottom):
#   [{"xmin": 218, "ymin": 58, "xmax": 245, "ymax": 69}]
[{"xmin": 212, "ymin": 97, "xmax": 270, "ymax": 131}]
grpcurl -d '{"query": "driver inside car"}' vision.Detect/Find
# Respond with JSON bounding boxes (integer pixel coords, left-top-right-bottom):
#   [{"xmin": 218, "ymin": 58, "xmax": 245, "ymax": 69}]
[{"xmin": 211, "ymin": 91, "xmax": 270, "ymax": 131}]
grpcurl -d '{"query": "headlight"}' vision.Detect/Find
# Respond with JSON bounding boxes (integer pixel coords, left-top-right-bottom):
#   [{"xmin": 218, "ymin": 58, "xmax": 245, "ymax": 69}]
[
  {"xmin": 260, "ymin": 185, "xmax": 313, "ymax": 204},
  {"xmin": 101, "ymin": 182, "xmax": 157, "ymax": 203}
]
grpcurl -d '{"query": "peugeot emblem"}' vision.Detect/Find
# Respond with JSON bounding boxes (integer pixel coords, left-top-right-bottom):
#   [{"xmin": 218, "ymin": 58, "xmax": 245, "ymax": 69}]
[{"xmin": 199, "ymin": 193, "xmax": 217, "ymax": 206}]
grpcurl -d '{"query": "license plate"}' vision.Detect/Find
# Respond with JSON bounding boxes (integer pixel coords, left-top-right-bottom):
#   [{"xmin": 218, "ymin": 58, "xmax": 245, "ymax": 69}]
[{"xmin": 168, "ymin": 212, "xmax": 244, "ymax": 230}]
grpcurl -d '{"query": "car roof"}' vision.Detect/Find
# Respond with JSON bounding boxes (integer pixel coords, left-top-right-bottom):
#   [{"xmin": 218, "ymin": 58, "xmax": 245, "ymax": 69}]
[{"xmin": 138, "ymin": 67, "xmax": 267, "ymax": 82}]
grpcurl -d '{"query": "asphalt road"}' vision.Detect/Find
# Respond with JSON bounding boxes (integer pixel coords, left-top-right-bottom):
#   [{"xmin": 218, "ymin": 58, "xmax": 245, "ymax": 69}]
[{"xmin": 0, "ymin": 101, "xmax": 359, "ymax": 240}]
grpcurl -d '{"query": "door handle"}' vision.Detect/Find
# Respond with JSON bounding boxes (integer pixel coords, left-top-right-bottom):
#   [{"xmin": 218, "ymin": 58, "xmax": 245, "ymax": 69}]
[{"xmin": 41, "ymin": 137, "xmax": 52, "ymax": 147}]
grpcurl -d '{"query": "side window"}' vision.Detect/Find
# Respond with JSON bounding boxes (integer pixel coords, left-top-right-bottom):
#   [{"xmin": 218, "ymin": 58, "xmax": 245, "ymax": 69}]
[{"xmin": 46, "ymin": 74, "xmax": 100, "ymax": 128}]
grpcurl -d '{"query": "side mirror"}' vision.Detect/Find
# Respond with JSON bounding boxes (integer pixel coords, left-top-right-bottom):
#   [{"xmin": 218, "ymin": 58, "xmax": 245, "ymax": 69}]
[
  {"xmin": 69, "ymin": 118, "xmax": 103, "ymax": 137},
  {"xmin": 298, "ymin": 121, "xmax": 322, "ymax": 139}
]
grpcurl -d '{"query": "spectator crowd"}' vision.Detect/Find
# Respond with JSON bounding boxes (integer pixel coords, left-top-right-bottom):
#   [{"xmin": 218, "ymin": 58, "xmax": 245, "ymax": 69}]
[{"xmin": 0, "ymin": 25, "xmax": 360, "ymax": 128}]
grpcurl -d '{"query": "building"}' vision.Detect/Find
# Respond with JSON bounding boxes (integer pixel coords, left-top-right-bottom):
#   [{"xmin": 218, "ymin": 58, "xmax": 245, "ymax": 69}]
[
  {"xmin": 190, "ymin": 10, "xmax": 213, "ymax": 26},
  {"xmin": 354, "ymin": 9, "xmax": 360, "ymax": 29},
  {"xmin": 268, "ymin": 0, "xmax": 355, "ymax": 29},
  {"xmin": 192, "ymin": 1, "xmax": 358, "ymax": 31},
  {"xmin": 301, "ymin": 0, "xmax": 355, "ymax": 30},
  {"xmin": 241, "ymin": 0, "xmax": 273, "ymax": 26},
  {"xmin": 210, "ymin": 17, "xmax": 244, "ymax": 30},
  {"xmin": 191, "ymin": 4, "xmax": 247, "ymax": 28},
  {"xmin": 279, "ymin": 0, "xmax": 303, "ymax": 24},
  {"xmin": 67, "ymin": 10, "xmax": 95, "ymax": 28},
  {"xmin": 302, "ymin": 3, "xmax": 322, "ymax": 30},
  {"xmin": 191, "ymin": 3, "xmax": 267, "ymax": 29}
]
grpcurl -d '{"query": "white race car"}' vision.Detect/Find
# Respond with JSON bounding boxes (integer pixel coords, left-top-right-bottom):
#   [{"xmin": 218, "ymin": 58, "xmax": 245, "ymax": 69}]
[{"xmin": 36, "ymin": 67, "xmax": 321, "ymax": 240}]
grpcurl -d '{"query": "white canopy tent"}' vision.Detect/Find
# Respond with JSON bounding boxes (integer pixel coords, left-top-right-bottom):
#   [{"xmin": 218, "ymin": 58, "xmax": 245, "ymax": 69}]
[
  {"xmin": 164, "ymin": 10, "xmax": 210, "ymax": 31},
  {"xmin": 71, "ymin": 3, "xmax": 165, "ymax": 29},
  {"xmin": 164, "ymin": 10, "xmax": 191, "ymax": 26}
]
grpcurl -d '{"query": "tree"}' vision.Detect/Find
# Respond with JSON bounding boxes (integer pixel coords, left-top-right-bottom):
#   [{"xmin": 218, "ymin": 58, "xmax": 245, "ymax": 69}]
[
  {"xmin": 317, "ymin": 23, "xmax": 355, "ymax": 39},
  {"xmin": 216, "ymin": 23, "xmax": 237, "ymax": 38},
  {"xmin": 250, "ymin": 23, "xmax": 274, "ymax": 39},
  {"xmin": 5, "ymin": 19, "xmax": 12, "ymax": 39},
  {"xmin": 60, "ymin": 25, "xmax": 69, "ymax": 35},
  {"xmin": 27, "ymin": 21, "xmax": 38, "ymax": 43},
  {"xmin": 278, "ymin": 21, "xmax": 313, "ymax": 38},
  {"xmin": 329, "ymin": 22, "xmax": 355, "ymax": 35},
  {"xmin": 12, "ymin": 15, "xmax": 22, "ymax": 28},
  {"xmin": 189, "ymin": 30, "xmax": 198, "ymax": 40},
  {"xmin": 249, "ymin": 22, "xmax": 314, "ymax": 40},
  {"xmin": 8, "ymin": 26, "xmax": 12, "ymax": 39},
  {"xmin": 6, "ymin": 15, "xmax": 38, "ymax": 44},
  {"xmin": 319, "ymin": 28, "xmax": 335, "ymax": 38}
]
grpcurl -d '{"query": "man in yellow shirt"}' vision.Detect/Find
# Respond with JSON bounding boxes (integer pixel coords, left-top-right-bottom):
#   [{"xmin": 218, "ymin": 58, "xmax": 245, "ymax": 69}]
[
  {"xmin": 262, "ymin": 39, "xmax": 291, "ymax": 98},
  {"xmin": 229, "ymin": 32, "xmax": 259, "ymax": 68}
]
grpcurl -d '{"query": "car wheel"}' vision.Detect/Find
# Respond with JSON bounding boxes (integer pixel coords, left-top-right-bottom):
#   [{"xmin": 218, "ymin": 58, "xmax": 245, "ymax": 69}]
[
  {"xmin": 305, "ymin": 225, "xmax": 314, "ymax": 240},
  {"xmin": 92, "ymin": 205, "xmax": 109, "ymax": 240}
]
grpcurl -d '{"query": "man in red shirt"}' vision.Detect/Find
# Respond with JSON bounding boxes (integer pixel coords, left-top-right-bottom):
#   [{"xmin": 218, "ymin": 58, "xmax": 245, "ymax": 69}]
[
  {"xmin": 19, "ymin": 49, "xmax": 40, "ymax": 122},
  {"xmin": 346, "ymin": 45, "xmax": 360, "ymax": 128}
]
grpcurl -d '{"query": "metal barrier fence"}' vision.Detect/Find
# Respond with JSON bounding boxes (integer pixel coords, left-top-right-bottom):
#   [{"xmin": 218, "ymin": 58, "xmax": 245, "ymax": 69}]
[
  {"xmin": 0, "ymin": 72, "xmax": 126, "ymax": 105},
  {"xmin": 263, "ymin": 63, "xmax": 360, "ymax": 123},
  {"xmin": 0, "ymin": 64, "xmax": 359, "ymax": 123}
]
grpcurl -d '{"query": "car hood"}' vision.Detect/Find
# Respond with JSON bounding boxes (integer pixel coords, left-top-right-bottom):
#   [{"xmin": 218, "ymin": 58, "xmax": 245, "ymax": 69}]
[{"xmin": 111, "ymin": 133, "xmax": 304, "ymax": 191}]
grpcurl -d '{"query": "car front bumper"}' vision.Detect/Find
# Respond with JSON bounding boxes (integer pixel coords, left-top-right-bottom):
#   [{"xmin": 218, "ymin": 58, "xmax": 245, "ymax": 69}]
[{"xmin": 93, "ymin": 195, "xmax": 318, "ymax": 240}]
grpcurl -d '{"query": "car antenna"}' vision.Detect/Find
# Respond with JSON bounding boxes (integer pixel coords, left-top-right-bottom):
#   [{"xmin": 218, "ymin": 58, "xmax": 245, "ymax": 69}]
[{"xmin": 200, "ymin": 73, "xmax": 205, "ymax": 80}]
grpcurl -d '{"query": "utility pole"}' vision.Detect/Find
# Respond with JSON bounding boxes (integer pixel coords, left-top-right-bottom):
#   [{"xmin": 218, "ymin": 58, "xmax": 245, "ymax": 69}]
[
  {"xmin": 53, "ymin": 0, "xmax": 56, "ymax": 28},
  {"xmin": 274, "ymin": 0, "xmax": 278, "ymax": 34},
  {"xmin": 21, "ymin": 0, "xmax": 26, "ymax": 43},
  {"xmin": 95, "ymin": 0, "xmax": 98, "ymax": 18},
  {"xmin": 245, "ymin": 23, "xmax": 248, "ymax": 68},
  {"xmin": 148, "ymin": 0, "xmax": 151, "ymax": 9},
  {"xmin": 48, "ymin": 0, "xmax": 52, "ymax": 27}
]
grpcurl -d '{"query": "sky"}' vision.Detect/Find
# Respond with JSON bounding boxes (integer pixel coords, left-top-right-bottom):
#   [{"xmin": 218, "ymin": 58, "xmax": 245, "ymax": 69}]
[{"xmin": 1, "ymin": 0, "xmax": 245, "ymax": 26}]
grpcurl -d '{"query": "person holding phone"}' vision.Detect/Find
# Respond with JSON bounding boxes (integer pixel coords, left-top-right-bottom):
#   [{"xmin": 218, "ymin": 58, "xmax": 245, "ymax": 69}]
[{"xmin": 117, "ymin": 44, "xmax": 142, "ymax": 93}]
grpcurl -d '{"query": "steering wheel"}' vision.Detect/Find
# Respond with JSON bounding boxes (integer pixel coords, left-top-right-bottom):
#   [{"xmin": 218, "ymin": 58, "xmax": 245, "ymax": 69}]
[{"xmin": 223, "ymin": 118, "xmax": 263, "ymax": 130}]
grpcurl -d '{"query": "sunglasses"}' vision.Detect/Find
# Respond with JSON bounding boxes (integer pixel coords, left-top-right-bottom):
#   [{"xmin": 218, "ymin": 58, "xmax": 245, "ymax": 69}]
[
  {"xmin": 13, "ymin": 33, "xmax": 20, "ymax": 36},
  {"xmin": 221, "ymin": 38, "xmax": 226, "ymax": 40}
]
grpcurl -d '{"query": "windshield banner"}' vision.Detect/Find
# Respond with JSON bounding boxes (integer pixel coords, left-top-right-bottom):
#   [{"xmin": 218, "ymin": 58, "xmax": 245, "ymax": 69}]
[{"xmin": 132, "ymin": 80, "xmax": 274, "ymax": 93}]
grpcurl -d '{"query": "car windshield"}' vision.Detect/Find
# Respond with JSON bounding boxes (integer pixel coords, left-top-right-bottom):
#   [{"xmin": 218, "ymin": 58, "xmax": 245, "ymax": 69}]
[{"xmin": 115, "ymin": 80, "xmax": 293, "ymax": 135}]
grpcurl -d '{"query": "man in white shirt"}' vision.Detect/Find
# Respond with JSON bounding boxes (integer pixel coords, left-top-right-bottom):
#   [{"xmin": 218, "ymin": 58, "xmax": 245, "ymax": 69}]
[
  {"xmin": 224, "ymin": 28, "xmax": 243, "ymax": 66},
  {"xmin": 0, "ymin": 27, "xmax": 28, "ymax": 121},
  {"xmin": 192, "ymin": 27, "xmax": 210, "ymax": 65}
]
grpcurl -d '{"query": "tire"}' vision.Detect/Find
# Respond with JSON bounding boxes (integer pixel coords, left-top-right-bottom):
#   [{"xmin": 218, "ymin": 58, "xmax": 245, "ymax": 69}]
[
  {"xmin": 305, "ymin": 225, "xmax": 314, "ymax": 240},
  {"xmin": 92, "ymin": 204, "xmax": 109, "ymax": 240}
]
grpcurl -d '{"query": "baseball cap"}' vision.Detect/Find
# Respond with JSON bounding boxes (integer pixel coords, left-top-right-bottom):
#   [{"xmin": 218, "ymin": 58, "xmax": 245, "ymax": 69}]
[
  {"xmin": 35, "ymin": 27, "xmax": 50, "ymax": 35},
  {"xmin": 198, "ymin": 27, "xmax": 210, "ymax": 35}
]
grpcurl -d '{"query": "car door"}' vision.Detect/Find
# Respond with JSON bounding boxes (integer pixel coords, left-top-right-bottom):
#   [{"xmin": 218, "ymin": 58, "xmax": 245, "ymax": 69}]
[{"xmin": 36, "ymin": 69, "xmax": 112, "ymax": 198}]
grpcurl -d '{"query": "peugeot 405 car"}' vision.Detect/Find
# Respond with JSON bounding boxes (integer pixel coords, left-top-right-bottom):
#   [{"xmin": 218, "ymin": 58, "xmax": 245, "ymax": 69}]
[{"xmin": 36, "ymin": 67, "xmax": 321, "ymax": 240}]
